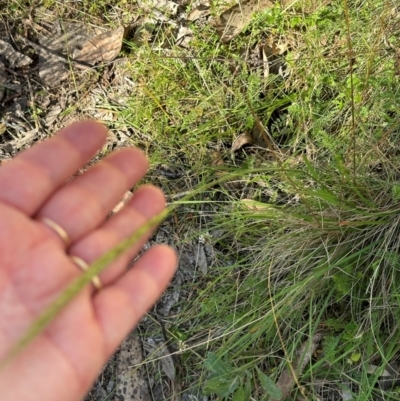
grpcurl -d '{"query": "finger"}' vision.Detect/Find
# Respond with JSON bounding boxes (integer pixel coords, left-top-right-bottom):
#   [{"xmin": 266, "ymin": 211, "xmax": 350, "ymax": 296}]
[
  {"xmin": 68, "ymin": 185, "xmax": 166, "ymax": 286},
  {"xmin": 36, "ymin": 148, "xmax": 148, "ymax": 244},
  {"xmin": 0, "ymin": 121, "xmax": 107, "ymax": 215},
  {"xmin": 93, "ymin": 245, "xmax": 177, "ymax": 355}
]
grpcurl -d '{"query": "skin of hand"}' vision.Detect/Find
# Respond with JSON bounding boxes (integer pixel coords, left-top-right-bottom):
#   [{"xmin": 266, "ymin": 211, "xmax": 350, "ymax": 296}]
[{"xmin": 0, "ymin": 121, "xmax": 177, "ymax": 400}]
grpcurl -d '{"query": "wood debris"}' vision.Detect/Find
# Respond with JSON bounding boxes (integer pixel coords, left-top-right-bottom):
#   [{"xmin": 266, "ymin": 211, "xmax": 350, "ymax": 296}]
[
  {"xmin": 0, "ymin": 61, "xmax": 7, "ymax": 102},
  {"xmin": 73, "ymin": 26, "xmax": 127, "ymax": 65},
  {"xmin": 115, "ymin": 331, "xmax": 151, "ymax": 401},
  {"xmin": 0, "ymin": 39, "xmax": 32, "ymax": 68},
  {"xmin": 16, "ymin": 22, "xmax": 127, "ymax": 87}
]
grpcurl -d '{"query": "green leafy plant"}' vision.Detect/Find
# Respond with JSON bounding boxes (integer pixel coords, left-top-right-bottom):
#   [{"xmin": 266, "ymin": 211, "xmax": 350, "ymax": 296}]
[{"xmin": 203, "ymin": 352, "xmax": 241, "ymax": 398}]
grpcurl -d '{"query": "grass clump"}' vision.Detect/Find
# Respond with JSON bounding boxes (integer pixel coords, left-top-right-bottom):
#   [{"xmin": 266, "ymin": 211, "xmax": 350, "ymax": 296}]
[{"xmin": 115, "ymin": 1, "xmax": 400, "ymax": 400}]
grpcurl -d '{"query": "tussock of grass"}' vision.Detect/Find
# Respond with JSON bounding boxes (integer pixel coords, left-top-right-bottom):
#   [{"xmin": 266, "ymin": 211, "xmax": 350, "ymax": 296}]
[{"xmin": 115, "ymin": 1, "xmax": 400, "ymax": 399}]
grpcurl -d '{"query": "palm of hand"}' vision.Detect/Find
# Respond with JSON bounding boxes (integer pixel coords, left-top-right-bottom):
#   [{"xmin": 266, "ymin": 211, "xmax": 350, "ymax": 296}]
[{"xmin": 0, "ymin": 121, "xmax": 176, "ymax": 401}]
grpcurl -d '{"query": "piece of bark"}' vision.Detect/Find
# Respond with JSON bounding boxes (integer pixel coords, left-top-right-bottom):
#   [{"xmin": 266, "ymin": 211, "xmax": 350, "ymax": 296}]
[
  {"xmin": 0, "ymin": 61, "xmax": 7, "ymax": 101},
  {"xmin": 187, "ymin": 5, "xmax": 211, "ymax": 21},
  {"xmin": 73, "ymin": 26, "xmax": 126, "ymax": 65},
  {"xmin": 114, "ymin": 331, "xmax": 151, "ymax": 401},
  {"xmin": 0, "ymin": 39, "xmax": 32, "ymax": 68}
]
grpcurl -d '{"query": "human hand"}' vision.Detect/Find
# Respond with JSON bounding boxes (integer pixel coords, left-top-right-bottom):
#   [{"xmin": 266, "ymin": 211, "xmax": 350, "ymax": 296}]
[{"xmin": 0, "ymin": 121, "xmax": 177, "ymax": 400}]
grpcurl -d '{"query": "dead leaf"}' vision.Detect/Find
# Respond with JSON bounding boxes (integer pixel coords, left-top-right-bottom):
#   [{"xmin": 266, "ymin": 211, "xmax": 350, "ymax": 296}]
[
  {"xmin": 211, "ymin": 0, "xmax": 273, "ymax": 43},
  {"xmin": 271, "ymin": 332, "xmax": 324, "ymax": 401},
  {"xmin": 35, "ymin": 21, "xmax": 98, "ymax": 87},
  {"xmin": 260, "ymin": 42, "xmax": 287, "ymax": 76},
  {"xmin": 44, "ymin": 104, "xmax": 62, "ymax": 127},
  {"xmin": 176, "ymin": 26, "xmax": 194, "ymax": 48},
  {"xmin": 147, "ymin": 339, "xmax": 176, "ymax": 381},
  {"xmin": 194, "ymin": 243, "xmax": 208, "ymax": 275},
  {"xmin": 261, "ymin": 45, "xmax": 270, "ymax": 80},
  {"xmin": 210, "ymin": 151, "xmax": 225, "ymax": 167},
  {"xmin": 187, "ymin": 5, "xmax": 211, "ymax": 21},
  {"xmin": 73, "ymin": 26, "xmax": 126, "ymax": 65},
  {"xmin": 212, "ymin": 0, "xmax": 301, "ymax": 42},
  {"xmin": 0, "ymin": 39, "xmax": 32, "ymax": 68},
  {"xmin": 232, "ymin": 132, "xmax": 253, "ymax": 152},
  {"xmin": 159, "ymin": 345, "xmax": 176, "ymax": 381}
]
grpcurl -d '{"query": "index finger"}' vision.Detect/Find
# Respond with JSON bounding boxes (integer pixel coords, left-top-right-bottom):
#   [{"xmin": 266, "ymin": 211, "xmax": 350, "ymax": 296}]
[{"xmin": 0, "ymin": 121, "xmax": 107, "ymax": 216}]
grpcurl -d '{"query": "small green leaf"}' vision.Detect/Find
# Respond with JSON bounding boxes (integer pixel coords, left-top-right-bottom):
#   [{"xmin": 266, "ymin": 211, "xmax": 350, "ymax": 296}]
[
  {"xmin": 233, "ymin": 385, "xmax": 245, "ymax": 401},
  {"xmin": 244, "ymin": 379, "xmax": 252, "ymax": 401},
  {"xmin": 203, "ymin": 375, "xmax": 239, "ymax": 397},
  {"xmin": 256, "ymin": 367, "xmax": 282, "ymax": 400},
  {"xmin": 204, "ymin": 352, "xmax": 230, "ymax": 376},
  {"xmin": 303, "ymin": 156, "xmax": 320, "ymax": 181},
  {"xmin": 392, "ymin": 184, "xmax": 400, "ymax": 200},
  {"xmin": 350, "ymin": 352, "xmax": 361, "ymax": 362},
  {"xmin": 323, "ymin": 335, "xmax": 340, "ymax": 363},
  {"xmin": 309, "ymin": 188, "xmax": 342, "ymax": 206}
]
